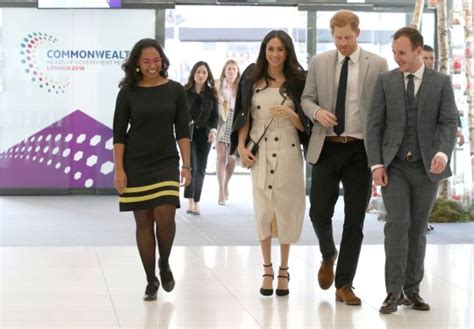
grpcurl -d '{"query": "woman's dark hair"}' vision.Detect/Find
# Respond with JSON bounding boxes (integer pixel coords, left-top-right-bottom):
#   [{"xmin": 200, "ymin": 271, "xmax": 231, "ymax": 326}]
[
  {"xmin": 183, "ymin": 61, "xmax": 217, "ymax": 99},
  {"xmin": 251, "ymin": 30, "xmax": 306, "ymax": 101},
  {"xmin": 119, "ymin": 38, "xmax": 169, "ymax": 88}
]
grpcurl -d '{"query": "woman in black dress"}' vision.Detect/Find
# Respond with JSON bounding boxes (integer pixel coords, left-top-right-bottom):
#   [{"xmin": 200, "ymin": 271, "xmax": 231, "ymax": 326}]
[
  {"xmin": 183, "ymin": 61, "xmax": 218, "ymax": 215},
  {"xmin": 113, "ymin": 38, "xmax": 191, "ymax": 301}
]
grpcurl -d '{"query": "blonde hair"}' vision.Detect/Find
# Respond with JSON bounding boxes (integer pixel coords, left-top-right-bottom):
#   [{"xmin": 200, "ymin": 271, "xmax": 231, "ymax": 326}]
[
  {"xmin": 219, "ymin": 59, "xmax": 241, "ymax": 84},
  {"xmin": 330, "ymin": 10, "xmax": 360, "ymax": 33}
]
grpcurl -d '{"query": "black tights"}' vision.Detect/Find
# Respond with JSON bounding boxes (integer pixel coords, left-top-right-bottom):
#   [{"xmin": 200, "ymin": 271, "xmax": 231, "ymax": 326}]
[{"xmin": 133, "ymin": 204, "xmax": 176, "ymax": 283}]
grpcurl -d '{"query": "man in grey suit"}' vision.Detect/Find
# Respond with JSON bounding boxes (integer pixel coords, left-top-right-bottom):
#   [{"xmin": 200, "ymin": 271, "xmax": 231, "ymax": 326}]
[
  {"xmin": 367, "ymin": 27, "xmax": 457, "ymax": 314},
  {"xmin": 301, "ymin": 10, "xmax": 388, "ymax": 305}
]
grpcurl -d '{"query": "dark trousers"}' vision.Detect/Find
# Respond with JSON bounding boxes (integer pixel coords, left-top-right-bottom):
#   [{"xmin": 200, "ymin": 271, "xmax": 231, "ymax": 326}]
[
  {"xmin": 184, "ymin": 127, "xmax": 212, "ymax": 202},
  {"xmin": 309, "ymin": 140, "xmax": 371, "ymax": 288}
]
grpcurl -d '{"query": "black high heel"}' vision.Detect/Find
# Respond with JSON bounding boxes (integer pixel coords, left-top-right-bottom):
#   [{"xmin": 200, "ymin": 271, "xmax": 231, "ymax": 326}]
[
  {"xmin": 260, "ymin": 263, "xmax": 274, "ymax": 296},
  {"xmin": 143, "ymin": 280, "xmax": 160, "ymax": 301},
  {"xmin": 276, "ymin": 267, "xmax": 290, "ymax": 297},
  {"xmin": 159, "ymin": 259, "xmax": 175, "ymax": 292}
]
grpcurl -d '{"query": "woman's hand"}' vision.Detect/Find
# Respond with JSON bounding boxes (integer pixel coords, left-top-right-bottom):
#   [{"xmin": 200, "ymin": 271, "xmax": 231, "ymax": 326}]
[
  {"xmin": 208, "ymin": 130, "xmax": 217, "ymax": 143},
  {"xmin": 180, "ymin": 168, "xmax": 192, "ymax": 187},
  {"xmin": 270, "ymin": 105, "xmax": 294, "ymax": 119},
  {"xmin": 238, "ymin": 146, "xmax": 256, "ymax": 169},
  {"xmin": 114, "ymin": 169, "xmax": 127, "ymax": 194}
]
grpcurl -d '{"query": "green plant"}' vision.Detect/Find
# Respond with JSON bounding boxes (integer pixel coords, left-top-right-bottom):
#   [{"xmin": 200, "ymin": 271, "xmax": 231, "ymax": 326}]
[{"xmin": 429, "ymin": 199, "xmax": 471, "ymax": 223}]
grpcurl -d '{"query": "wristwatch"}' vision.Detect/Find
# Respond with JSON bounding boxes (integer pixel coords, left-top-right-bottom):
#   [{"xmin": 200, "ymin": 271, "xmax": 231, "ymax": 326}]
[{"xmin": 182, "ymin": 164, "xmax": 191, "ymax": 170}]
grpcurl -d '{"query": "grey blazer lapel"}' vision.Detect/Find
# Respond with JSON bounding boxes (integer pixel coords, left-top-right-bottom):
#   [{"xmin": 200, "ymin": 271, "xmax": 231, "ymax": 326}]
[
  {"xmin": 358, "ymin": 50, "xmax": 369, "ymax": 101},
  {"xmin": 416, "ymin": 69, "xmax": 434, "ymax": 114},
  {"xmin": 327, "ymin": 51, "xmax": 337, "ymax": 112}
]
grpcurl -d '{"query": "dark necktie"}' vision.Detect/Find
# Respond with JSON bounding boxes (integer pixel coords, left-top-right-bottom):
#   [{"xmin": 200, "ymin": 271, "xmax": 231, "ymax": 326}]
[
  {"xmin": 334, "ymin": 56, "xmax": 350, "ymax": 136},
  {"xmin": 406, "ymin": 74, "xmax": 415, "ymax": 105}
]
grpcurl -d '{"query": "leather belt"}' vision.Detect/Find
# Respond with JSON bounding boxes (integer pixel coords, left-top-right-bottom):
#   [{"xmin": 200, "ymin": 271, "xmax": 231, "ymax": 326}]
[
  {"xmin": 325, "ymin": 136, "xmax": 361, "ymax": 143},
  {"xmin": 405, "ymin": 154, "xmax": 420, "ymax": 162}
]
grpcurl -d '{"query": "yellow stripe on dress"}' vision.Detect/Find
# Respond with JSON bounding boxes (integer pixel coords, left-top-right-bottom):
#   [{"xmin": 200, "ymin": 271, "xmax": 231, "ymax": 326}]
[
  {"xmin": 119, "ymin": 190, "xmax": 180, "ymax": 203},
  {"xmin": 123, "ymin": 181, "xmax": 180, "ymax": 193}
]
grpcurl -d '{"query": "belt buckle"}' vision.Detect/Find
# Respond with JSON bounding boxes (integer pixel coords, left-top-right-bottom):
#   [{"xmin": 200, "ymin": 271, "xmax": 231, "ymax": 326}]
[
  {"xmin": 340, "ymin": 136, "xmax": 348, "ymax": 143},
  {"xmin": 406, "ymin": 154, "xmax": 413, "ymax": 162}
]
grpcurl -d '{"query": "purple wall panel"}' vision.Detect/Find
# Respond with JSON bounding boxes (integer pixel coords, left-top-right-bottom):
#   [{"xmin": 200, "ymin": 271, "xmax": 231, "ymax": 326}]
[{"xmin": 0, "ymin": 110, "xmax": 114, "ymax": 190}]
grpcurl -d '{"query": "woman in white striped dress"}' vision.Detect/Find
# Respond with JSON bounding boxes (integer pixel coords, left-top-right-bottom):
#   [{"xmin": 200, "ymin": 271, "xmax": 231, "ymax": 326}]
[{"xmin": 232, "ymin": 30, "xmax": 308, "ymax": 297}]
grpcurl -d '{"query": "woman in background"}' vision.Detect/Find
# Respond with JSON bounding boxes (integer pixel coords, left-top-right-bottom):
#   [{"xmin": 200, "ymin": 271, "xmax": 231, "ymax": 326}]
[
  {"xmin": 215, "ymin": 60, "xmax": 240, "ymax": 205},
  {"xmin": 113, "ymin": 38, "xmax": 191, "ymax": 301},
  {"xmin": 184, "ymin": 61, "xmax": 218, "ymax": 215}
]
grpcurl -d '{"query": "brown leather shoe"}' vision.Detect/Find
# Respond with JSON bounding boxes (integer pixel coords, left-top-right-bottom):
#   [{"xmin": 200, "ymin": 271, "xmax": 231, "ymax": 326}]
[
  {"xmin": 405, "ymin": 293, "xmax": 430, "ymax": 311},
  {"xmin": 318, "ymin": 250, "xmax": 338, "ymax": 290},
  {"xmin": 335, "ymin": 286, "xmax": 361, "ymax": 305},
  {"xmin": 379, "ymin": 293, "xmax": 404, "ymax": 314}
]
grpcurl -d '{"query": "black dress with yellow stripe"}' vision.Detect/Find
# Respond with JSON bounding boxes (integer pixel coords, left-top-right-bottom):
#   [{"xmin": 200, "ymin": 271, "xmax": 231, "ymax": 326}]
[{"xmin": 113, "ymin": 80, "xmax": 190, "ymax": 212}]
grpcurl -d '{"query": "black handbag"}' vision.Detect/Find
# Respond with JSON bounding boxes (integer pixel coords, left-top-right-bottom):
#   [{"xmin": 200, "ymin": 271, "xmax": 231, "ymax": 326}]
[
  {"xmin": 245, "ymin": 139, "xmax": 259, "ymax": 156},
  {"xmin": 244, "ymin": 95, "xmax": 285, "ymax": 156},
  {"xmin": 245, "ymin": 115, "xmax": 275, "ymax": 156}
]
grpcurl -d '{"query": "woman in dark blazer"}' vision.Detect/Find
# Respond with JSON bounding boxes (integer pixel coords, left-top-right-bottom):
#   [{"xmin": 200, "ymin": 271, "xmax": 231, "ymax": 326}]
[{"xmin": 184, "ymin": 61, "xmax": 218, "ymax": 215}]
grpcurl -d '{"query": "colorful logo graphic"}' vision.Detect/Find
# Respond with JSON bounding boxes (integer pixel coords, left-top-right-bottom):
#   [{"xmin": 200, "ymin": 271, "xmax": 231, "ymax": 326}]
[{"xmin": 20, "ymin": 32, "xmax": 70, "ymax": 94}]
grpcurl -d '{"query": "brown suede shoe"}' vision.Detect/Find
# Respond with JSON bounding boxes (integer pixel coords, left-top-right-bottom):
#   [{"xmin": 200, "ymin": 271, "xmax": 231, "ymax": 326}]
[
  {"xmin": 318, "ymin": 250, "xmax": 338, "ymax": 290},
  {"xmin": 336, "ymin": 286, "xmax": 362, "ymax": 305},
  {"xmin": 405, "ymin": 293, "xmax": 430, "ymax": 311}
]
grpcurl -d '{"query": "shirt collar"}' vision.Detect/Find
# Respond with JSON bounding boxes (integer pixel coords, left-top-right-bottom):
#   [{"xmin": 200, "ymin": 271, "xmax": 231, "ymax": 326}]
[
  {"xmin": 403, "ymin": 63, "xmax": 425, "ymax": 80},
  {"xmin": 337, "ymin": 46, "xmax": 360, "ymax": 64}
]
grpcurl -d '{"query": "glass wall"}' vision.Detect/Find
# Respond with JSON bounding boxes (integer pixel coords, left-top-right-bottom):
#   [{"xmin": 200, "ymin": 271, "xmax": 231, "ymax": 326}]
[
  {"xmin": 164, "ymin": 5, "xmax": 308, "ymax": 83},
  {"xmin": 0, "ymin": 4, "xmax": 447, "ymax": 193}
]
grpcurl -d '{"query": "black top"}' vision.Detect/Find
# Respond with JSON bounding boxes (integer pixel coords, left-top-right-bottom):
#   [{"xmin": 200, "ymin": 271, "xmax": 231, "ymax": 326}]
[
  {"xmin": 186, "ymin": 88, "xmax": 218, "ymax": 133},
  {"xmin": 113, "ymin": 80, "xmax": 189, "ymax": 185}
]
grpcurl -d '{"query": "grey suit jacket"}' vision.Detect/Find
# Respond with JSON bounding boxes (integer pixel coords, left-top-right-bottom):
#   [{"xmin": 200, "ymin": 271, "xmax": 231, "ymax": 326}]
[
  {"xmin": 366, "ymin": 68, "xmax": 457, "ymax": 182},
  {"xmin": 301, "ymin": 48, "xmax": 388, "ymax": 164}
]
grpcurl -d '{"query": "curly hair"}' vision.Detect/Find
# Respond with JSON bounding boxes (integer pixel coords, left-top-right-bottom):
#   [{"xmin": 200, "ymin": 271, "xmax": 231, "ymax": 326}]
[
  {"xmin": 119, "ymin": 38, "xmax": 169, "ymax": 88},
  {"xmin": 183, "ymin": 61, "xmax": 217, "ymax": 99},
  {"xmin": 250, "ymin": 30, "xmax": 305, "ymax": 101}
]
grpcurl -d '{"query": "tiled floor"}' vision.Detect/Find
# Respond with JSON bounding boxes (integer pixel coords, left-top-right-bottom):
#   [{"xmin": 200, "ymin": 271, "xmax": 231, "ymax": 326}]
[
  {"xmin": 1, "ymin": 245, "xmax": 473, "ymax": 328},
  {"xmin": 1, "ymin": 175, "xmax": 473, "ymax": 328}
]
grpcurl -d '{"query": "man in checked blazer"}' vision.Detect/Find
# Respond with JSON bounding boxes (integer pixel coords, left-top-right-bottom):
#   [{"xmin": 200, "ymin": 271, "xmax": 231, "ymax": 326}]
[
  {"xmin": 301, "ymin": 10, "xmax": 388, "ymax": 305},
  {"xmin": 367, "ymin": 27, "xmax": 457, "ymax": 314}
]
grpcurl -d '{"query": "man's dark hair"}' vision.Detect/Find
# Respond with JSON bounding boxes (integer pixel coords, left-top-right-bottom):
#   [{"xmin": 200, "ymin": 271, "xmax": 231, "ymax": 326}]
[
  {"xmin": 423, "ymin": 45, "xmax": 434, "ymax": 52},
  {"xmin": 393, "ymin": 27, "xmax": 424, "ymax": 50}
]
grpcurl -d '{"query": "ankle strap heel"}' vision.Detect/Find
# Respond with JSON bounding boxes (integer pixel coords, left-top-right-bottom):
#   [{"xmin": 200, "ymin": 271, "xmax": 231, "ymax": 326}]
[
  {"xmin": 260, "ymin": 263, "xmax": 274, "ymax": 296},
  {"xmin": 276, "ymin": 267, "xmax": 290, "ymax": 297}
]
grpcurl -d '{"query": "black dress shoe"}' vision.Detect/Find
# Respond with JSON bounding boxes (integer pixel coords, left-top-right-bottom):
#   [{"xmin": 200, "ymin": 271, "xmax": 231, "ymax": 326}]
[
  {"xmin": 405, "ymin": 293, "xmax": 430, "ymax": 311},
  {"xmin": 379, "ymin": 293, "xmax": 404, "ymax": 314},
  {"xmin": 143, "ymin": 280, "xmax": 159, "ymax": 301}
]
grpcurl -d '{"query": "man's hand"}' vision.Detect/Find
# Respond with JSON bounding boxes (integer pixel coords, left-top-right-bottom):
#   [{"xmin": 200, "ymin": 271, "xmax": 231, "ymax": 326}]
[
  {"xmin": 315, "ymin": 108, "xmax": 338, "ymax": 128},
  {"xmin": 372, "ymin": 167, "xmax": 388, "ymax": 187},
  {"xmin": 430, "ymin": 155, "xmax": 447, "ymax": 174}
]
